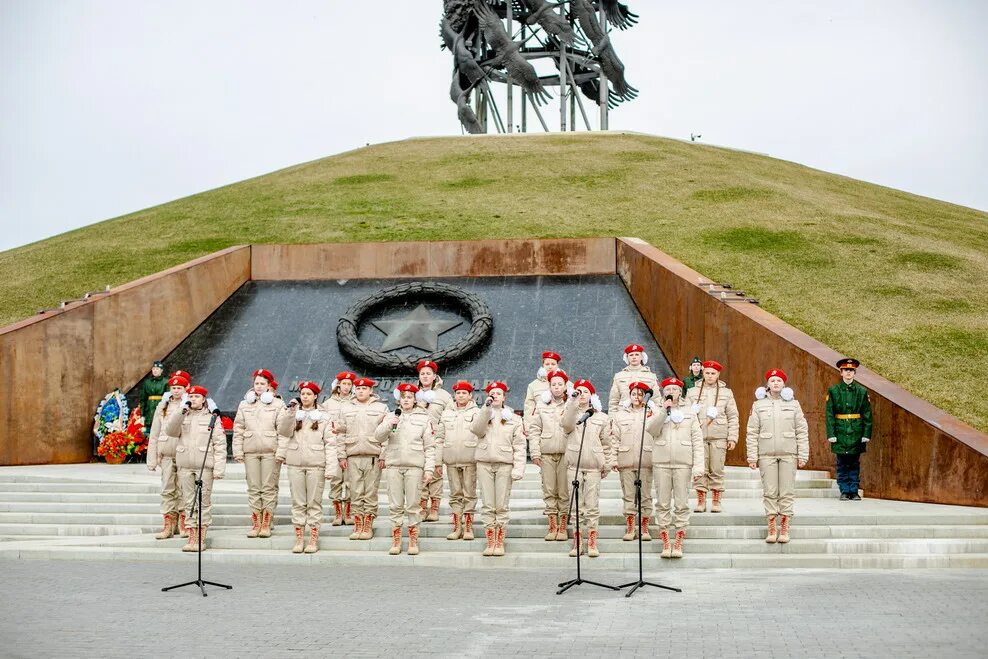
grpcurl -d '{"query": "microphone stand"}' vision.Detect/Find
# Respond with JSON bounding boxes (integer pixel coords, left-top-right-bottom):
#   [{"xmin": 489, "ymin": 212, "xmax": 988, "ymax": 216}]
[
  {"xmin": 557, "ymin": 407, "xmax": 619, "ymax": 595},
  {"xmin": 163, "ymin": 409, "xmax": 233, "ymax": 597},
  {"xmin": 619, "ymin": 395, "xmax": 681, "ymax": 597}
]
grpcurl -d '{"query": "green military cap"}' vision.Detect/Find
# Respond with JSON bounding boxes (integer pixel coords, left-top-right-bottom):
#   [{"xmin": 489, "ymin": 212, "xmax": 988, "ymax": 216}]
[{"xmin": 690, "ymin": 356, "xmax": 702, "ymax": 365}]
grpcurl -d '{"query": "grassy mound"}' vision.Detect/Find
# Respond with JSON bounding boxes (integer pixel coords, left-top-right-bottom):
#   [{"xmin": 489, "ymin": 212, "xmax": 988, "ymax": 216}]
[{"xmin": 2, "ymin": 133, "xmax": 986, "ymax": 430}]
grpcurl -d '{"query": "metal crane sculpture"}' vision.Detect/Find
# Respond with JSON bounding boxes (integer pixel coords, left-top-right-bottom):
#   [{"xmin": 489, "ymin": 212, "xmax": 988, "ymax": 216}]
[{"xmin": 439, "ymin": 0, "xmax": 639, "ymax": 134}]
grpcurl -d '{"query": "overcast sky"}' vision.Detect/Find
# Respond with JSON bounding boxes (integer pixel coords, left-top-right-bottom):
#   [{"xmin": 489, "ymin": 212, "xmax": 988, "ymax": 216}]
[{"xmin": 1, "ymin": 0, "xmax": 986, "ymax": 252}]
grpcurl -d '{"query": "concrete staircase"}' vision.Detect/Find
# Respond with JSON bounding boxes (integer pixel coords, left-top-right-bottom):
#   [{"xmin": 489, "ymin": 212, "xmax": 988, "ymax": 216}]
[{"xmin": 1, "ymin": 464, "xmax": 986, "ymax": 568}]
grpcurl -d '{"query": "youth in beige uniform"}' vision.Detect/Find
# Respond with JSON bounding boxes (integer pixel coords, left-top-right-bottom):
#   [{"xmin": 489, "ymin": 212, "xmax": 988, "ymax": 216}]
[
  {"xmin": 527, "ymin": 369, "xmax": 572, "ymax": 542},
  {"xmin": 685, "ymin": 360, "xmax": 739, "ymax": 513},
  {"xmin": 414, "ymin": 361, "xmax": 453, "ymax": 522},
  {"xmin": 435, "ymin": 381, "xmax": 481, "ymax": 541},
  {"xmin": 523, "ymin": 351, "xmax": 561, "ymax": 418},
  {"xmin": 612, "ymin": 381, "xmax": 656, "ymax": 542},
  {"xmin": 607, "ymin": 343, "xmax": 659, "ymax": 415},
  {"xmin": 146, "ymin": 375, "xmax": 191, "ymax": 539},
  {"xmin": 645, "ymin": 378, "xmax": 704, "ymax": 558},
  {"xmin": 561, "ymin": 379, "xmax": 615, "ymax": 558},
  {"xmin": 374, "ymin": 383, "xmax": 436, "ymax": 555},
  {"xmin": 277, "ymin": 381, "xmax": 338, "ymax": 554},
  {"xmin": 469, "ymin": 382, "xmax": 526, "ymax": 557},
  {"xmin": 232, "ymin": 368, "xmax": 285, "ymax": 539},
  {"xmin": 319, "ymin": 371, "xmax": 356, "ymax": 526},
  {"xmin": 746, "ymin": 369, "xmax": 809, "ymax": 544},
  {"xmin": 334, "ymin": 378, "xmax": 389, "ymax": 540},
  {"xmin": 163, "ymin": 385, "xmax": 226, "ymax": 552}
]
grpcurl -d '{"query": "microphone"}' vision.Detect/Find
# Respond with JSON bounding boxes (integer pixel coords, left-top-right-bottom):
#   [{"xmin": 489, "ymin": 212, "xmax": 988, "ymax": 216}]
[
  {"xmin": 485, "ymin": 397, "xmax": 493, "ymax": 408},
  {"xmin": 576, "ymin": 408, "xmax": 595, "ymax": 425},
  {"xmin": 392, "ymin": 408, "xmax": 402, "ymax": 430},
  {"xmin": 643, "ymin": 389, "xmax": 654, "ymax": 403}
]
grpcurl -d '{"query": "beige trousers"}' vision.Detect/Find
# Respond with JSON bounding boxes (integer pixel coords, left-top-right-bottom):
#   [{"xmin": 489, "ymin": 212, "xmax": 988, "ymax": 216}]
[
  {"xmin": 619, "ymin": 467, "xmax": 654, "ymax": 517},
  {"xmin": 387, "ymin": 466, "xmax": 424, "ymax": 528},
  {"xmin": 446, "ymin": 464, "xmax": 478, "ymax": 515},
  {"xmin": 654, "ymin": 466, "xmax": 691, "ymax": 531},
  {"xmin": 348, "ymin": 455, "xmax": 382, "ymax": 516},
  {"xmin": 759, "ymin": 455, "xmax": 796, "ymax": 517},
  {"xmin": 568, "ymin": 468, "xmax": 602, "ymax": 531},
  {"xmin": 328, "ymin": 468, "xmax": 348, "ymax": 502},
  {"xmin": 539, "ymin": 453, "xmax": 570, "ymax": 517},
  {"xmin": 477, "ymin": 462, "xmax": 513, "ymax": 528},
  {"xmin": 288, "ymin": 466, "xmax": 326, "ymax": 528},
  {"xmin": 179, "ymin": 468, "xmax": 214, "ymax": 527},
  {"xmin": 420, "ymin": 471, "xmax": 443, "ymax": 502},
  {"xmin": 244, "ymin": 452, "xmax": 281, "ymax": 513},
  {"xmin": 696, "ymin": 441, "xmax": 727, "ymax": 493},
  {"xmin": 159, "ymin": 456, "xmax": 182, "ymax": 515}
]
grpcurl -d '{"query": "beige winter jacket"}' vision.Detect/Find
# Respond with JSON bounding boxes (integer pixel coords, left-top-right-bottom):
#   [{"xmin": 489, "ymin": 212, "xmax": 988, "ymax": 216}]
[
  {"xmin": 469, "ymin": 406, "xmax": 527, "ymax": 479},
  {"xmin": 527, "ymin": 396, "xmax": 569, "ymax": 459},
  {"xmin": 146, "ymin": 398, "xmax": 182, "ymax": 467},
  {"xmin": 276, "ymin": 408, "xmax": 340, "ymax": 478},
  {"xmin": 607, "ymin": 366, "xmax": 659, "ymax": 415},
  {"xmin": 686, "ymin": 381, "xmax": 740, "ymax": 446},
  {"xmin": 164, "ymin": 407, "xmax": 227, "ymax": 477},
  {"xmin": 335, "ymin": 398, "xmax": 390, "ymax": 459},
  {"xmin": 435, "ymin": 401, "xmax": 480, "ymax": 467},
  {"xmin": 415, "ymin": 380, "xmax": 454, "ymax": 424},
  {"xmin": 232, "ymin": 394, "xmax": 286, "ymax": 459},
  {"xmin": 319, "ymin": 393, "xmax": 352, "ymax": 424},
  {"xmin": 645, "ymin": 400, "xmax": 704, "ymax": 477},
  {"xmin": 523, "ymin": 376, "xmax": 550, "ymax": 418},
  {"xmin": 745, "ymin": 394, "xmax": 810, "ymax": 463},
  {"xmin": 561, "ymin": 398, "xmax": 616, "ymax": 472},
  {"xmin": 373, "ymin": 407, "xmax": 436, "ymax": 472},
  {"xmin": 611, "ymin": 404, "xmax": 654, "ymax": 470}
]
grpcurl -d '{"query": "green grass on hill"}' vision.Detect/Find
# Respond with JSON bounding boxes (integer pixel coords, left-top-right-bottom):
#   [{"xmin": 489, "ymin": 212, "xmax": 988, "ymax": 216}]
[{"xmin": 2, "ymin": 133, "xmax": 986, "ymax": 431}]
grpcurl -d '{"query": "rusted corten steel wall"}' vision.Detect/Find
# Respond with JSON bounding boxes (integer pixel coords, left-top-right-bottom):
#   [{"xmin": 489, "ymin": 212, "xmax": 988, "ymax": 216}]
[
  {"xmin": 0, "ymin": 246, "xmax": 251, "ymax": 465},
  {"xmin": 250, "ymin": 238, "xmax": 616, "ymax": 279},
  {"xmin": 616, "ymin": 237, "xmax": 988, "ymax": 507}
]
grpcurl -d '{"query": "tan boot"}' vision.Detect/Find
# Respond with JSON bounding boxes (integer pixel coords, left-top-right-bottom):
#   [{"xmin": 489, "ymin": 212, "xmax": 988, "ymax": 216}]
[
  {"xmin": 343, "ymin": 500, "xmax": 354, "ymax": 525},
  {"xmin": 556, "ymin": 514, "xmax": 569, "ymax": 541},
  {"xmin": 711, "ymin": 490, "xmax": 722, "ymax": 513},
  {"xmin": 588, "ymin": 529, "xmax": 600, "ymax": 558},
  {"xmin": 660, "ymin": 529, "xmax": 672, "ymax": 558},
  {"xmin": 155, "ymin": 514, "xmax": 176, "ymax": 540},
  {"xmin": 427, "ymin": 498, "xmax": 440, "ymax": 522},
  {"xmin": 765, "ymin": 515, "xmax": 778, "ymax": 543},
  {"xmin": 569, "ymin": 531, "xmax": 582, "ymax": 558},
  {"xmin": 671, "ymin": 530, "xmax": 685, "ymax": 558},
  {"xmin": 482, "ymin": 527, "xmax": 496, "ymax": 556},
  {"xmin": 181, "ymin": 526, "xmax": 198, "ymax": 552},
  {"xmin": 304, "ymin": 527, "xmax": 319, "ymax": 553},
  {"xmin": 462, "ymin": 513, "xmax": 475, "ymax": 540},
  {"xmin": 640, "ymin": 516, "xmax": 653, "ymax": 541},
  {"xmin": 544, "ymin": 514, "xmax": 558, "ymax": 541},
  {"xmin": 360, "ymin": 515, "xmax": 375, "ymax": 540},
  {"xmin": 693, "ymin": 490, "xmax": 707, "ymax": 513},
  {"xmin": 446, "ymin": 513, "xmax": 462, "ymax": 540},
  {"xmin": 409, "ymin": 525, "xmax": 421, "ymax": 555},
  {"xmin": 778, "ymin": 515, "xmax": 791, "ymax": 544},
  {"xmin": 292, "ymin": 526, "xmax": 305, "ymax": 553},
  {"xmin": 331, "ymin": 501, "xmax": 343, "ymax": 526},
  {"xmin": 418, "ymin": 498, "xmax": 428, "ymax": 522},
  {"xmin": 493, "ymin": 525, "xmax": 505, "ymax": 556},
  {"xmin": 258, "ymin": 510, "xmax": 273, "ymax": 538},
  {"xmin": 349, "ymin": 514, "xmax": 364, "ymax": 540},
  {"xmin": 178, "ymin": 512, "xmax": 188, "ymax": 538},
  {"xmin": 622, "ymin": 514, "xmax": 636, "ymax": 541},
  {"xmin": 247, "ymin": 511, "xmax": 262, "ymax": 538},
  {"xmin": 389, "ymin": 526, "xmax": 402, "ymax": 555}
]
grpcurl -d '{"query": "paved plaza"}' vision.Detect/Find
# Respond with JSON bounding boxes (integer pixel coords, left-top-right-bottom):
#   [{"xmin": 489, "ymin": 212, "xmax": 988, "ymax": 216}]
[{"xmin": 1, "ymin": 560, "xmax": 986, "ymax": 658}]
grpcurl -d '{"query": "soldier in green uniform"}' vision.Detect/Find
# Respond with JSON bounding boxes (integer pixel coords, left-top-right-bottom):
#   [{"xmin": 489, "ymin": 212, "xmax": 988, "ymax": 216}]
[
  {"xmin": 139, "ymin": 360, "xmax": 168, "ymax": 427},
  {"xmin": 825, "ymin": 358, "xmax": 873, "ymax": 501},
  {"xmin": 683, "ymin": 357, "xmax": 704, "ymax": 391}
]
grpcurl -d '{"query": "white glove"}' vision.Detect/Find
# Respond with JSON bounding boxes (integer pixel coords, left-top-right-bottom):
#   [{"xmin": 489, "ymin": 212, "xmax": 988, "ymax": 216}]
[
  {"xmin": 862, "ymin": 437, "xmax": 870, "ymax": 443},
  {"xmin": 828, "ymin": 437, "xmax": 837, "ymax": 443},
  {"xmin": 706, "ymin": 406, "xmax": 718, "ymax": 420}
]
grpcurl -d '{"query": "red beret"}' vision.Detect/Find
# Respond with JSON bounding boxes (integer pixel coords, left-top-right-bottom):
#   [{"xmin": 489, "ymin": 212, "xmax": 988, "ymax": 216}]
[
  {"xmin": 253, "ymin": 369, "xmax": 276, "ymax": 390},
  {"xmin": 541, "ymin": 351, "xmax": 562, "ymax": 362},
  {"xmin": 335, "ymin": 371, "xmax": 356, "ymax": 382},
  {"xmin": 416, "ymin": 360, "xmax": 439, "ymax": 372},
  {"xmin": 452, "ymin": 381, "xmax": 474, "ymax": 392},
  {"xmin": 171, "ymin": 370, "xmax": 192, "ymax": 382},
  {"xmin": 573, "ymin": 379, "xmax": 596, "ymax": 395},
  {"xmin": 167, "ymin": 376, "xmax": 190, "ymax": 388},
  {"xmin": 764, "ymin": 369, "xmax": 788, "ymax": 383},
  {"xmin": 485, "ymin": 381, "xmax": 509, "ymax": 395},
  {"xmin": 353, "ymin": 377, "xmax": 376, "ymax": 388},
  {"xmin": 396, "ymin": 383, "xmax": 419, "ymax": 394},
  {"xmin": 187, "ymin": 385, "xmax": 208, "ymax": 396},
  {"xmin": 702, "ymin": 360, "xmax": 723, "ymax": 372},
  {"xmin": 660, "ymin": 377, "xmax": 684, "ymax": 390},
  {"xmin": 624, "ymin": 344, "xmax": 645, "ymax": 354},
  {"xmin": 299, "ymin": 380, "xmax": 321, "ymax": 396},
  {"xmin": 628, "ymin": 381, "xmax": 652, "ymax": 393},
  {"xmin": 546, "ymin": 369, "xmax": 568, "ymax": 383}
]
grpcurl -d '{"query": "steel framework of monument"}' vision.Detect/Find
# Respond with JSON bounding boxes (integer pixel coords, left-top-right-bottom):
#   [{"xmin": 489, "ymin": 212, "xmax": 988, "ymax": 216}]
[{"xmin": 441, "ymin": 0, "xmax": 639, "ymax": 134}]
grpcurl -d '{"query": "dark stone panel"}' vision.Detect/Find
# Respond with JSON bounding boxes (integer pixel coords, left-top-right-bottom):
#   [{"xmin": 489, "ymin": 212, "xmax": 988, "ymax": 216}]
[{"xmin": 133, "ymin": 276, "xmax": 672, "ymax": 412}]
